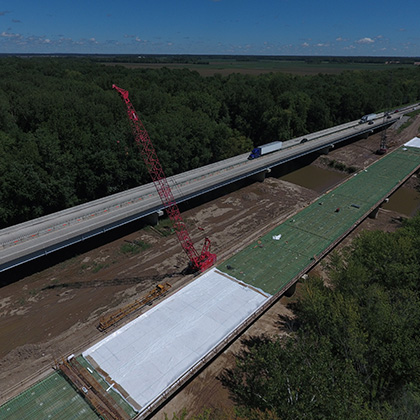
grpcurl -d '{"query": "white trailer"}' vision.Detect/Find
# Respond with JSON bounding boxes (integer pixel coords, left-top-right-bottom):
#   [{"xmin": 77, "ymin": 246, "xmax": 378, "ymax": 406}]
[
  {"xmin": 248, "ymin": 141, "xmax": 283, "ymax": 159},
  {"xmin": 359, "ymin": 113, "xmax": 377, "ymax": 124}
]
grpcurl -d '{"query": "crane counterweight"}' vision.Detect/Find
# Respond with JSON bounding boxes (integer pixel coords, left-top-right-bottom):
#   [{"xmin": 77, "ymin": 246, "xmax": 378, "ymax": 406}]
[{"xmin": 113, "ymin": 84, "xmax": 216, "ymax": 272}]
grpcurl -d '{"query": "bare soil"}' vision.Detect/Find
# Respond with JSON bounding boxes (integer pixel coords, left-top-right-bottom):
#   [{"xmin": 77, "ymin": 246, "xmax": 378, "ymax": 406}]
[{"xmin": 1, "ymin": 115, "xmax": 419, "ymax": 414}]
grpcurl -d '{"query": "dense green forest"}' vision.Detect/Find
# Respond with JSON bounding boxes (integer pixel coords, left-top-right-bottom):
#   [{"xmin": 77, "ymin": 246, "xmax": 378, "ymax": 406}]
[
  {"xmin": 95, "ymin": 54, "xmax": 420, "ymax": 65},
  {"xmin": 169, "ymin": 215, "xmax": 420, "ymax": 420},
  {"xmin": 0, "ymin": 57, "xmax": 419, "ymax": 228}
]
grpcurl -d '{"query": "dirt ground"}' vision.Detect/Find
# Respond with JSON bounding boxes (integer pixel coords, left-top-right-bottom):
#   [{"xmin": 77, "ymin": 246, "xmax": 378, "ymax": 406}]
[{"xmin": 1, "ymin": 115, "xmax": 419, "ymax": 413}]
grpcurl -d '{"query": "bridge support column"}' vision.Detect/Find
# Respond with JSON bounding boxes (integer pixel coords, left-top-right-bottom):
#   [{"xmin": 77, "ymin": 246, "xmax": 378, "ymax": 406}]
[
  {"xmin": 369, "ymin": 198, "xmax": 389, "ymax": 219},
  {"xmin": 319, "ymin": 144, "xmax": 334, "ymax": 155},
  {"xmin": 369, "ymin": 207, "xmax": 380, "ymax": 219},
  {"xmin": 364, "ymin": 129, "xmax": 374, "ymax": 139},
  {"xmin": 251, "ymin": 169, "xmax": 271, "ymax": 182},
  {"xmin": 284, "ymin": 282, "xmax": 297, "ymax": 298},
  {"xmin": 144, "ymin": 210, "xmax": 164, "ymax": 226}
]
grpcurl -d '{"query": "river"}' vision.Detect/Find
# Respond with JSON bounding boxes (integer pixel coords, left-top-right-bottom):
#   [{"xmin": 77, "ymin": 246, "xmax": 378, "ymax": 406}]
[{"xmin": 278, "ymin": 165, "xmax": 420, "ymax": 216}]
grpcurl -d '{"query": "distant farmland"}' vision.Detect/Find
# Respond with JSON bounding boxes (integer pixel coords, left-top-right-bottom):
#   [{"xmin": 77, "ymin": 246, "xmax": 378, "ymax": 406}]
[{"xmin": 103, "ymin": 58, "xmax": 414, "ymax": 76}]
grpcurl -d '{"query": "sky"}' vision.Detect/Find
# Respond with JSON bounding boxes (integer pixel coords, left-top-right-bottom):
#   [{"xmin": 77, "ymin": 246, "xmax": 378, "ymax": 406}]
[{"xmin": 0, "ymin": 0, "xmax": 419, "ymax": 56}]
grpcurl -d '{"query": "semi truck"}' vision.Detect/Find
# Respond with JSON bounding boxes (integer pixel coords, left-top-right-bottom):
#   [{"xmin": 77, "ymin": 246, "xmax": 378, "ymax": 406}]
[
  {"xmin": 359, "ymin": 113, "xmax": 377, "ymax": 124},
  {"xmin": 248, "ymin": 141, "xmax": 283, "ymax": 160}
]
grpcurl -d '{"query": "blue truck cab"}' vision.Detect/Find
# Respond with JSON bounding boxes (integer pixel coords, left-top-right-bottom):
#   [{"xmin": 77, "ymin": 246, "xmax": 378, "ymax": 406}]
[{"xmin": 248, "ymin": 147, "xmax": 262, "ymax": 160}]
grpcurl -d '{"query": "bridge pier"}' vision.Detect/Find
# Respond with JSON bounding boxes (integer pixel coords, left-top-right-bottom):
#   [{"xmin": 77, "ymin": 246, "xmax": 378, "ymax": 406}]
[
  {"xmin": 251, "ymin": 169, "xmax": 271, "ymax": 182},
  {"xmin": 368, "ymin": 198, "xmax": 389, "ymax": 219},
  {"xmin": 284, "ymin": 282, "xmax": 297, "ymax": 297},
  {"xmin": 364, "ymin": 129, "xmax": 375, "ymax": 139},
  {"xmin": 319, "ymin": 144, "xmax": 334, "ymax": 155},
  {"xmin": 369, "ymin": 207, "xmax": 380, "ymax": 219},
  {"xmin": 144, "ymin": 210, "xmax": 164, "ymax": 226}
]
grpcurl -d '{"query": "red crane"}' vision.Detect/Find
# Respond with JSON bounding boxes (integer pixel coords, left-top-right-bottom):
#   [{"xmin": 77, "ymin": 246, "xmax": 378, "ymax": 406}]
[{"xmin": 113, "ymin": 85, "xmax": 216, "ymax": 272}]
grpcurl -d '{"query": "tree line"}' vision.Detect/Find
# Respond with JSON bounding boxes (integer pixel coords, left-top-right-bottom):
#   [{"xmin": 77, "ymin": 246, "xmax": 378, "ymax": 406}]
[
  {"xmin": 0, "ymin": 57, "xmax": 419, "ymax": 228},
  {"xmin": 97, "ymin": 54, "xmax": 420, "ymax": 65}
]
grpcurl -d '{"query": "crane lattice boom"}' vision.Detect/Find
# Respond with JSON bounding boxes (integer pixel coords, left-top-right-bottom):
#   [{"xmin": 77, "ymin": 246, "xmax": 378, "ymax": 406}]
[{"xmin": 113, "ymin": 85, "xmax": 216, "ymax": 272}]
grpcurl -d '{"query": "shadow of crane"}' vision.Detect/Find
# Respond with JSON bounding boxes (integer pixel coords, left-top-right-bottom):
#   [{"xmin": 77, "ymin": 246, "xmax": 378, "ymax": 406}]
[{"xmin": 42, "ymin": 271, "xmax": 183, "ymax": 291}]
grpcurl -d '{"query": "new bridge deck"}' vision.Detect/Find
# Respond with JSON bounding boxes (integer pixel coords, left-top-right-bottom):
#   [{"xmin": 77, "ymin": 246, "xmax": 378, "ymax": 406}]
[{"xmin": 218, "ymin": 140, "xmax": 420, "ymax": 294}]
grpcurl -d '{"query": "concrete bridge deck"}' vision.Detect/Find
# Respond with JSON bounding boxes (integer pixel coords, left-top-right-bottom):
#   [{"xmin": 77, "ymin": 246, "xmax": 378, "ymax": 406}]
[{"xmin": 218, "ymin": 138, "xmax": 420, "ymax": 295}]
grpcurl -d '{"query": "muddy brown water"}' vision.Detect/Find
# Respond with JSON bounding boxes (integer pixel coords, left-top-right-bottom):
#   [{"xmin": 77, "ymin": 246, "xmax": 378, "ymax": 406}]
[
  {"xmin": 383, "ymin": 187, "xmax": 420, "ymax": 216},
  {"xmin": 278, "ymin": 165, "xmax": 420, "ymax": 216},
  {"xmin": 277, "ymin": 165, "xmax": 347, "ymax": 193}
]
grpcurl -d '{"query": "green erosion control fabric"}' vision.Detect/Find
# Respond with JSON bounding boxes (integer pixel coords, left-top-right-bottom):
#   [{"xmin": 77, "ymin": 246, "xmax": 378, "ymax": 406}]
[
  {"xmin": 0, "ymin": 372, "xmax": 98, "ymax": 420},
  {"xmin": 218, "ymin": 144, "xmax": 420, "ymax": 295}
]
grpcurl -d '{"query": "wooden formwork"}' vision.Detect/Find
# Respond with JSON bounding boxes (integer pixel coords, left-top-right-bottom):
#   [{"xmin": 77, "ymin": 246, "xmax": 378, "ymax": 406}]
[{"xmin": 57, "ymin": 357, "xmax": 131, "ymax": 420}]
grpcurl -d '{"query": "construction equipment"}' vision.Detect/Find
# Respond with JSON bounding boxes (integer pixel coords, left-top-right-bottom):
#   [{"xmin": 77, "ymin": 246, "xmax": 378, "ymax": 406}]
[
  {"xmin": 377, "ymin": 72, "xmax": 393, "ymax": 155},
  {"xmin": 98, "ymin": 282, "xmax": 171, "ymax": 331},
  {"xmin": 113, "ymin": 85, "xmax": 216, "ymax": 272},
  {"xmin": 377, "ymin": 130, "xmax": 388, "ymax": 155}
]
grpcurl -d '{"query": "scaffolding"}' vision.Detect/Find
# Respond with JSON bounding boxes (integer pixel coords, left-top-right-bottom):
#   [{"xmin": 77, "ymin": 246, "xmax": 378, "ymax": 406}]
[{"xmin": 98, "ymin": 283, "xmax": 171, "ymax": 332}]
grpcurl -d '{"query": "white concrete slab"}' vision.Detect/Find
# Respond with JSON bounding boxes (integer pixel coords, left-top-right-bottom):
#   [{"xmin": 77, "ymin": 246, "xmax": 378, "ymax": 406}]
[
  {"xmin": 83, "ymin": 268, "xmax": 269, "ymax": 410},
  {"xmin": 404, "ymin": 137, "xmax": 420, "ymax": 148}
]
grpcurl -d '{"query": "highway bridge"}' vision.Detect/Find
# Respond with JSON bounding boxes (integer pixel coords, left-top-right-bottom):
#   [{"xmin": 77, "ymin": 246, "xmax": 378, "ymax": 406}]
[{"xmin": 0, "ymin": 105, "xmax": 418, "ymax": 272}]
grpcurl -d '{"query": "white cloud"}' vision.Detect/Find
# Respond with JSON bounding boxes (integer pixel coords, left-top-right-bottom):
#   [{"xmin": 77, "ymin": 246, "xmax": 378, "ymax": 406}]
[
  {"xmin": 1, "ymin": 31, "xmax": 20, "ymax": 38},
  {"xmin": 302, "ymin": 42, "xmax": 309, "ymax": 47},
  {"xmin": 356, "ymin": 37, "xmax": 374, "ymax": 44}
]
